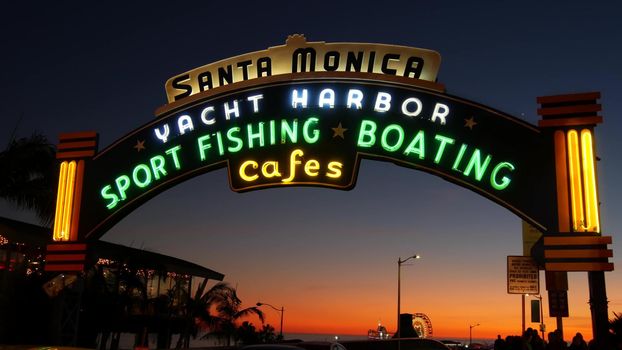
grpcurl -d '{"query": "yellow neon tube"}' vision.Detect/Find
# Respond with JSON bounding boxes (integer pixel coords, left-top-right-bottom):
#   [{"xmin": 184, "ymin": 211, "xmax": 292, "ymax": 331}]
[
  {"xmin": 53, "ymin": 161, "xmax": 68, "ymax": 241},
  {"xmin": 69, "ymin": 160, "xmax": 85, "ymax": 241},
  {"xmin": 61, "ymin": 161, "xmax": 77, "ymax": 239},
  {"xmin": 581, "ymin": 129, "xmax": 600, "ymax": 233},
  {"xmin": 567, "ymin": 130, "xmax": 585, "ymax": 231},
  {"xmin": 553, "ymin": 131, "xmax": 570, "ymax": 232},
  {"xmin": 52, "ymin": 160, "xmax": 78, "ymax": 241}
]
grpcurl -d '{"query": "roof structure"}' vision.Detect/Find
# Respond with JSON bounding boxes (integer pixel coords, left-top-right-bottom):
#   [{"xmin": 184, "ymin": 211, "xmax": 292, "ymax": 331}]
[{"xmin": 0, "ymin": 216, "xmax": 224, "ymax": 280}]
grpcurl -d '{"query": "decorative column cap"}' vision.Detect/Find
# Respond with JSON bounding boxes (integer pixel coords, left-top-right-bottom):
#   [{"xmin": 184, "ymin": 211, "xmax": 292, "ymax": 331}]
[
  {"xmin": 57, "ymin": 131, "xmax": 99, "ymax": 159},
  {"xmin": 537, "ymin": 92, "xmax": 602, "ymax": 128}
]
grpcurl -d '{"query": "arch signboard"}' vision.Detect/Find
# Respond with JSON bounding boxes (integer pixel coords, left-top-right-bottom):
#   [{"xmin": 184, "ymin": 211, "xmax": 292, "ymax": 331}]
[
  {"xmin": 45, "ymin": 35, "xmax": 614, "ymax": 344},
  {"xmin": 86, "ymin": 75, "xmax": 556, "ymax": 239},
  {"xmin": 58, "ymin": 36, "xmax": 559, "ymax": 240}
]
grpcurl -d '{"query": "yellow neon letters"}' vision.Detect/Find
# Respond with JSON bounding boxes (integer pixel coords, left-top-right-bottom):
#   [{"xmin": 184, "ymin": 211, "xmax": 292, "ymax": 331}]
[
  {"xmin": 239, "ymin": 161, "xmax": 259, "ymax": 181},
  {"xmin": 238, "ymin": 149, "xmax": 343, "ymax": 184},
  {"xmin": 282, "ymin": 149, "xmax": 304, "ymax": 183}
]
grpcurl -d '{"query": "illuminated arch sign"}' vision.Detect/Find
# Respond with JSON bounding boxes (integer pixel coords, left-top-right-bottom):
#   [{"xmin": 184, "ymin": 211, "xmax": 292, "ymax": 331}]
[
  {"xmin": 76, "ymin": 36, "xmax": 557, "ymax": 239},
  {"xmin": 47, "ymin": 36, "xmax": 615, "ymax": 343}
]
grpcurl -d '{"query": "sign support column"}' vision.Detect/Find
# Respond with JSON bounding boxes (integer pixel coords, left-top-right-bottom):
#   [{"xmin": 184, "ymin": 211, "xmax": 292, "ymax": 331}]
[
  {"xmin": 537, "ymin": 92, "xmax": 614, "ymax": 346},
  {"xmin": 45, "ymin": 131, "xmax": 98, "ymax": 346},
  {"xmin": 507, "ymin": 255, "xmax": 539, "ymax": 334},
  {"xmin": 45, "ymin": 131, "xmax": 98, "ymax": 271}
]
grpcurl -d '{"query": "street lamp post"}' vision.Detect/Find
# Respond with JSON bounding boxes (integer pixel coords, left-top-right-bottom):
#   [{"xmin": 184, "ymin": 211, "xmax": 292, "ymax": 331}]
[
  {"xmin": 521, "ymin": 294, "xmax": 526, "ymax": 334},
  {"xmin": 256, "ymin": 302, "xmax": 284, "ymax": 339},
  {"xmin": 469, "ymin": 323, "xmax": 480, "ymax": 347},
  {"xmin": 397, "ymin": 254, "xmax": 421, "ymax": 340},
  {"xmin": 536, "ymin": 294, "xmax": 544, "ymax": 340}
]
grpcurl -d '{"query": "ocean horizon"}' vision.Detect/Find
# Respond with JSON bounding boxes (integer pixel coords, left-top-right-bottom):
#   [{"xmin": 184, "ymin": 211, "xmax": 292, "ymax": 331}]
[
  {"xmin": 285, "ymin": 333, "xmax": 494, "ymax": 346},
  {"xmin": 115, "ymin": 332, "xmax": 494, "ymax": 349}
]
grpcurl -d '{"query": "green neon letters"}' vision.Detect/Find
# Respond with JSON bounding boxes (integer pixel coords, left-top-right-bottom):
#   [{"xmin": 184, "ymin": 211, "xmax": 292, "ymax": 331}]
[
  {"xmin": 101, "ymin": 117, "xmax": 325, "ymax": 210},
  {"xmin": 196, "ymin": 117, "xmax": 321, "ymax": 161},
  {"xmin": 101, "ymin": 95, "xmax": 519, "ymax": 212},
  {"xmin": 380, "ymin": 124, "xmax": 404, "ymax": 152},
  {"xmin": 357, "ymin": 120, "xmax": 377, "ymax": 147},
  {"xmin": 433, "ymin": 135, "xmax": 455, "ymax": 164},
  {"xmin": 403, "ymin": 130, "xmax": 425, "ymax": 159},
  {"xmin": 355, "ymin": 119, "xmax": 515, "ymax": 190},
  {"xmin": 101, "ymin": 145, "xmax": 183, "ymax": 210},
  {"xmin": 490, "ymin": 162, "xmax": 515, "ymax": 190}
]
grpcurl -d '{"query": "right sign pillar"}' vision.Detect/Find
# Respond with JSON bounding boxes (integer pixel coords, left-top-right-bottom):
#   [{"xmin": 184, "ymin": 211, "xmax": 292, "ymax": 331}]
[{"xmin": 537, "ymin": 92, "xmax": 614, "ymax": 347}]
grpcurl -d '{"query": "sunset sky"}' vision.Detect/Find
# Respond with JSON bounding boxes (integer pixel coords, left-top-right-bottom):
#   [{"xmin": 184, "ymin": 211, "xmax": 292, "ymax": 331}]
[{"xmin": 2, "ymin": 1, "xmax": 622, "ymax": 341}]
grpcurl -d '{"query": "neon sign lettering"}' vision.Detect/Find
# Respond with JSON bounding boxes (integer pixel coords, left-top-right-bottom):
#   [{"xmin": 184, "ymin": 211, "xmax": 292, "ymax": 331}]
[
  {"xmin": 86, "ymin": 80, "xmax": 546, "ymax": 240},
  {"xmin": 239, "ymin": 149, "xmax": 343, "ymax": 184},
  {"xmin": 155, "ymin": 93, "xmax": 264, "ymax": 144},
  {"xmin": 101, "ymin": 145, "xmax": 182, "ymax": 209},
  {"xmin": 70, "ymin": 38, "xmax": 558, "ymax": 241},
  {"xmin": 356, "ymin": 119, "xmax": 515, "ymax": 189},
  {"xmin": 154, "ymin": 89, "xmax": 451, "ymax": 146},
  {"xmin": 165, "ymin": 36, "xmax": 441, "ymax": 102}
]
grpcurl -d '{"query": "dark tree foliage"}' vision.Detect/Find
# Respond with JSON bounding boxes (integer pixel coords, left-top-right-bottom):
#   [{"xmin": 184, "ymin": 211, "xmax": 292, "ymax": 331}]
[
  {"xmin": 0, "ymin": 133, "xmax": 57, "ymax": 225},
  {"xmin": 610, "ymin": 312, "xmax": 622, "ymax": 346}
]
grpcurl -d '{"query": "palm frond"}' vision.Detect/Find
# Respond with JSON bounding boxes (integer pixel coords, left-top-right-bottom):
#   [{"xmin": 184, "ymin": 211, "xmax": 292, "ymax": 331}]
[
  {"xmin": 0, "ymin": 132, "xmax": 57, "ymax": 225},
  {"xmin": 235, "ymin": 307, "xmax": 265, "ymax": 324}
]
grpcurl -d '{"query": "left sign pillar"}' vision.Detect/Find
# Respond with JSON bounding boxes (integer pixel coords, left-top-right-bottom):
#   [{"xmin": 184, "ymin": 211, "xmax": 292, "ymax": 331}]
[
  {"xmin": 45, "ymin": 132, "xmax": 98, "ymax": 346},
  {"xmin": 45, "ymin": 131, "xmax": 99, "ymax": 273}
]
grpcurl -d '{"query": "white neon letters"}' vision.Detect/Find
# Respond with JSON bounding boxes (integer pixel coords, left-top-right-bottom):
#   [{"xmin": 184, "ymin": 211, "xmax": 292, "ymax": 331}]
[
  {"xmin": 292, "ymin": 89, "xmax": 308, "ymax": 108},
  {"xmin": 374, "ymin": 92, "xmax": 392, "ymax": 112},
  {"xmin": 153, "ymin": 87, "xmax": 452, "ymax": 145}
]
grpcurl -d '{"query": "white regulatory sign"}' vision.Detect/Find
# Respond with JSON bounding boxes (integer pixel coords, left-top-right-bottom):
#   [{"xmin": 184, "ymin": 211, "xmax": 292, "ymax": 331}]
[{"xmin": 507, "ymin": 256, "xmax": 540, "ymax": 294}]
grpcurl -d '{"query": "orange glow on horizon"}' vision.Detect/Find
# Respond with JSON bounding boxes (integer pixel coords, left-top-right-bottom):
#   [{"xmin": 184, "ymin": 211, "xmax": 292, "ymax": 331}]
[
  {"xmin": 246, "ymin": 304, "xmax": 595, "ymax": 340},
  {"xmin": 224, "ymin": 269, "xmax": 605, "ymax": 342},
  {"xmin": 253, "ymin": 304, "xmax": 596, "ymax": 340}
]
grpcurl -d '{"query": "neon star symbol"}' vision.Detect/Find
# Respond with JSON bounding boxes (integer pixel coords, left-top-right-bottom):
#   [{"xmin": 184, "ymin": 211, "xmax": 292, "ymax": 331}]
[
  {"xmin": 464, "ymin": 117, "xmax": 478, "ymax": 130},
  {"xmin": 134, "ymin": 140, "xmax": 146, "ymax": 152},
  {"xmin": 332, "ymin": 122, "xmax": 348, "ymax": 139}
]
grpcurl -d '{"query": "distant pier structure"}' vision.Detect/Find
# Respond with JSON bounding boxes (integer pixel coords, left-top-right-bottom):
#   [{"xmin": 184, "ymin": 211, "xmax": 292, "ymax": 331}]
[
  {"xmin": 412, "ymin": 313, "xmax": 433, "ymax": 338},
  {"xmin": 369, "ymin": 313, "xmax": 433, "ymax": 339}
]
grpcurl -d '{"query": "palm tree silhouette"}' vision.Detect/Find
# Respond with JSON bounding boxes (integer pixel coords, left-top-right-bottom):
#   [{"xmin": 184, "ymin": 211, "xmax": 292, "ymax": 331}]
[
  {"xmin": 205, "ymin": 284, "xmax": 265, "ymax": 346},
  {"xmin": 610, "ymin": 312, "xmax": 622, "ymax": 346},
  {"xmin": 0, "ymin": 132, "xmax": 56, "ymax": 225},
  {"xmin": 175, "ymin": 279, "xmax": 264, "ymax": 347}
]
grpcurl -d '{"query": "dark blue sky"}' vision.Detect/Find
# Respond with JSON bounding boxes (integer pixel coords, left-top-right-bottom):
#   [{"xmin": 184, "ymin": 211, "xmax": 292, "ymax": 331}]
[{"xmin": 1, "ymin": 0, "xmax": 621, "ymax": 337}]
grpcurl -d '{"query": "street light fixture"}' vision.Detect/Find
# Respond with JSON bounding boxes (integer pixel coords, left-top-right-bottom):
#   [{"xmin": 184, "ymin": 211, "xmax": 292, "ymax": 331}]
[
  {"xmin": 525, "ymin": 294, "xmax": 545, "ymax": 340},
  {"xmin": 469, "ymin": 323, "xmax": 480, "ymax": 347},
  {"xmin": 256, "ymin": 302, "xmax": 284, "ymax": 339},
  {"xmin": 397, "ymin": 254, "xmax": 421, "ymax": 340}
]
